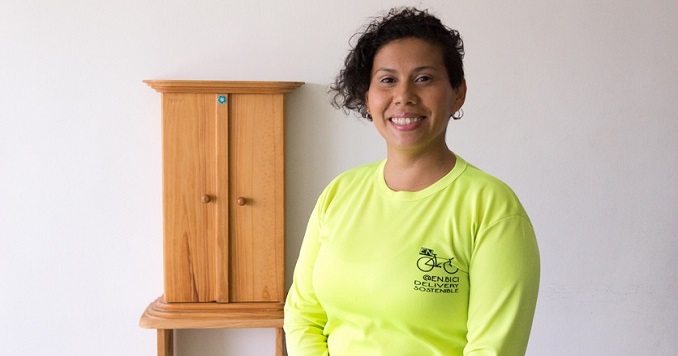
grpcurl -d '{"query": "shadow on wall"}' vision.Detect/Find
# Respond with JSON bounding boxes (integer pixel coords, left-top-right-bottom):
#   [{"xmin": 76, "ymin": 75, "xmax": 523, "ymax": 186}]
[
  {"xmin": 284, "ymin": 82, "xmax": 338, "ymax": 289},
  {"xmin": 283, "ymin": 82, "xmax": 382, "ymax": 291}
]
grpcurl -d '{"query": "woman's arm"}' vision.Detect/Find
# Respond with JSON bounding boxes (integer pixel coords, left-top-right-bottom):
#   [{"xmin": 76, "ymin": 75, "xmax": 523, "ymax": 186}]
[
  {"xmin": 284, "ymin": 204, "xmax": 330, "ymax": 356},
  {"xmin": 464, "ymin": 216, "xmax": 541, "ymax": 355}
]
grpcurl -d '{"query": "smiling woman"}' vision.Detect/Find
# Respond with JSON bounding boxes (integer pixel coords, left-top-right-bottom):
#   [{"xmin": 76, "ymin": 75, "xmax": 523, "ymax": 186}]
[
  {"xmin": 284, "ymin": 7, "xmax": 540, "ymax": 356},
  {"xmin": 366, "ymin": 37, "xmax": 466, "ymax": 190}
]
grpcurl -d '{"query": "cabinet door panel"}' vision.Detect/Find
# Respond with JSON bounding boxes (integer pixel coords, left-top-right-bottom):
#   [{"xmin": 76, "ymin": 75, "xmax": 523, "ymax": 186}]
[
  {"xmin": 229, "ymin": 94, "xmax": 285, "ymax": 302},
  {"xmin": 163, "ymin": 93, "xmax": 223, "ymax": 303}
]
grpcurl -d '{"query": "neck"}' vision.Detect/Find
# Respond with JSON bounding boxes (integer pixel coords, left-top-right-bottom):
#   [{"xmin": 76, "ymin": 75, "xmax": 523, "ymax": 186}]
[{"xmin": 383, "ymin": 146, "xmax": 456, "ymax": 192}]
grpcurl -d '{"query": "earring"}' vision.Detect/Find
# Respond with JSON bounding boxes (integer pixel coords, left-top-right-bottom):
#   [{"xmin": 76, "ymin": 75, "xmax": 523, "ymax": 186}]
[
  {"xmin": 452, "ymin": 108, "xmax": 464, "ymax": 120},
  {"xmin": 362, "ymin": 110, "xmax": 373, "ymax": 121}
]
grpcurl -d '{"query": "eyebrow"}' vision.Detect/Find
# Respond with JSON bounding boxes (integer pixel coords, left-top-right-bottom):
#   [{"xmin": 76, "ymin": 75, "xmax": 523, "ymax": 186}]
[{"xmin": 373, "ymin": 65, "xmax": 438, "ymax": 74}]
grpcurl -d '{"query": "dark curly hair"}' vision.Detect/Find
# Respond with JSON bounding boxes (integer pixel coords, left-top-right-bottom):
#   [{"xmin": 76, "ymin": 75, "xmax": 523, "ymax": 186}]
[{"xmin": 329, "ymin": 7, "xmax": 465, "ymax": 121}]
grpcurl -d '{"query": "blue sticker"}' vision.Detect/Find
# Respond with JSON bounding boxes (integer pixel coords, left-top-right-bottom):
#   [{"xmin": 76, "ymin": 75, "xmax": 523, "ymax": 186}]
[{"xmin": 218, "ymin": 95, "xmax": 227, "ymax": 104}]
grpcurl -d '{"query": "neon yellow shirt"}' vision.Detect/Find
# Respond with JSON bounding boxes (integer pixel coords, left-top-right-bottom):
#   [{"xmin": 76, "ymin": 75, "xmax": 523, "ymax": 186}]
[{"xmin": 284, "ymin": 155, "xmax": 540, "ymax": 355}]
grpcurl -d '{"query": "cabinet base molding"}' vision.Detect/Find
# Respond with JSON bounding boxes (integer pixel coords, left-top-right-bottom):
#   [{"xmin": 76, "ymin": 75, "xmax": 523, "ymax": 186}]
[
  {"xmin": 140, "ymin": 297, "xmax": 285, "ymax": 356},
  {"xmin": 140, "ymin": 296, "xmax": 284, "ymax": 329}
]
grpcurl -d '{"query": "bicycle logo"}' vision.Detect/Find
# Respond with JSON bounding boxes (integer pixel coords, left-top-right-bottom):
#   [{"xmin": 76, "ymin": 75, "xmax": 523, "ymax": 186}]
[{"xmin": 417, "ymin": 247, "xmax": 459, "ymax": 274}]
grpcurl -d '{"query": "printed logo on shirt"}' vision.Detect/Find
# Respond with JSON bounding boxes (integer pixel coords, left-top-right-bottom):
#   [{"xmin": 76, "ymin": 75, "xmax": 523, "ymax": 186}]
[{"xmin": 413, "ymin": 247, "xmax": 461, "ymax": 294}]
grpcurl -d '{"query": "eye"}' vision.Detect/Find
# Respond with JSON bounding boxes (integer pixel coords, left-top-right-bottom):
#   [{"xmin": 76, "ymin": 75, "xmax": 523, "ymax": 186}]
[
  {"xmin": 379, "ymin": 76, "xmax": 396, "ymax": 84},
  {"xmin": 415, "ymin": 75, "xmax": 432, "ymax": 83}
]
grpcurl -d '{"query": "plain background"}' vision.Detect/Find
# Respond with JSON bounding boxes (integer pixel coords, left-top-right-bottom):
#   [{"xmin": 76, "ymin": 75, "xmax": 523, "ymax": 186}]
[{"xmin": 1, "ymin": 0, "xmax": 677, "ymax": 355}]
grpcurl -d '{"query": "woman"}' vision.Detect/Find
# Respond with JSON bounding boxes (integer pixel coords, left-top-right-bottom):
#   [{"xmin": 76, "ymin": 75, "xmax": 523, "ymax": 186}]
[{"xmin": 284, "ymin": 7, "xmax": 540, "ymax": 355}]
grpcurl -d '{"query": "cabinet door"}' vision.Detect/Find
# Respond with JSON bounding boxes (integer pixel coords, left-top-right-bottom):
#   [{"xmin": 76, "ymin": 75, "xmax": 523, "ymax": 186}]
[
  {"xmin": 162, "ymin": 93, "xmax": 229, "ymax": 303},
  {"xmin": 229, "ymin": 93, "xmax": 285, "ymax": 302},
  {"xmin": 161, "ymin": 91, "xmax": 285, "ymax": 304}
]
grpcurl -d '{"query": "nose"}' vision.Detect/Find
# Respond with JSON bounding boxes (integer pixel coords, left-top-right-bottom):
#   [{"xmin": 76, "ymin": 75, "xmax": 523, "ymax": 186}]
[{"xmin": 394, "ymin": 82, "xmax": 417, "ymax": 105}]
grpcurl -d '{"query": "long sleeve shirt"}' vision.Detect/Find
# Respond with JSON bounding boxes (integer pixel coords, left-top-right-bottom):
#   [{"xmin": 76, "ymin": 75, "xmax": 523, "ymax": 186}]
[{"xmin": 284, "ymin": 155, "xmax": 540, "ymax": 355}]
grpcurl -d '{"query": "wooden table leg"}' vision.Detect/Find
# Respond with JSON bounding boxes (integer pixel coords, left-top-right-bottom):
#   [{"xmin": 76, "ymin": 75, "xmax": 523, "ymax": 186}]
[
  {"xmin": 276, "ymin": 328, "xmax": 284, "ymax": 356},
  {"xmin": 158, "ymin": 329, "xmax": 174, "ymax": 356}
]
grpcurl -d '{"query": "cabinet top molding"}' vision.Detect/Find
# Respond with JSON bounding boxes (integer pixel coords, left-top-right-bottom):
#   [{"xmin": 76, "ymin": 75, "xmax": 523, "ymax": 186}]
[{"xmin": 144, "ymin": 80, "xmax": 304, "ymax": 94}]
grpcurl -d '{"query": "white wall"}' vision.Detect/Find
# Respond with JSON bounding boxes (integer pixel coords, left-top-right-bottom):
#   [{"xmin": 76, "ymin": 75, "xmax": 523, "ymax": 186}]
[{"xmin": 1, "ymin": 0, "xmax": 676, "ymax": 355}]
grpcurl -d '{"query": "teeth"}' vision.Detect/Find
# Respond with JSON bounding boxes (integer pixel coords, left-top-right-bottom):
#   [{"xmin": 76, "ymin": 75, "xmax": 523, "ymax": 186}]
[{"xmin": 391, "ymin": 117, "xmax": 423, "ymax": 125}]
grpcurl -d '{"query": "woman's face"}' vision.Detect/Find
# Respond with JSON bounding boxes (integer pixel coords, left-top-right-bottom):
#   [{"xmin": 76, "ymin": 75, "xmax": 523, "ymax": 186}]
[{"xmin": 365, "ymin": 37, "xmax": 466, "ymax": 156}]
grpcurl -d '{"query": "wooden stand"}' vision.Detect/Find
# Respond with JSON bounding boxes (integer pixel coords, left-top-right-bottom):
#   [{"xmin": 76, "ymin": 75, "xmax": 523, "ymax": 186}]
[
  {"xmin": 140, "ymin": 298, "xmax": 285, "ymax": 355},
  {"xmin": 140, "ymin": 80, "xmax": 303, "ymax": 356}
]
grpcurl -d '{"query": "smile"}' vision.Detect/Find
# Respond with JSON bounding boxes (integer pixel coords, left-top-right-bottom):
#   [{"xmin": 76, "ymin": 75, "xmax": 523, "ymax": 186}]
[{"xmin": 390, "ymin": 116, "xmax": 424, "ymax": 125}]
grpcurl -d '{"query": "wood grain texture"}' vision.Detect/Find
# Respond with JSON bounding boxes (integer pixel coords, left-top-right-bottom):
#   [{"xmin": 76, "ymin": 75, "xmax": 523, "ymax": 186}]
[
  {"xmin": 229, "ymin": 94, "xmax": 286, "ymax": 303},
  {"xmin": 215, "ymin": 95, "xmax": 230, "ymax": 302},
  {"xmin": 276, "ymin": 328, "xmax": 284, "ymax": 356},
  {"xmin": 162, "ymin": 93, "xmax": 220, "ymax": 303},
  {"xmin": 157, "ymin": 329, "xmax": 174, "ymax": 356},
  {"xmin": 161, "ymin": 92, "xmax": 287, "ymax": 303}
]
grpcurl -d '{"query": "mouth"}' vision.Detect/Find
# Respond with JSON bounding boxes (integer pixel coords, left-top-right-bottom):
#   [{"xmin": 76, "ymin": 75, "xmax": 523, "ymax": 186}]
[{"xmin": 390, "ymin": 116, "xmax": 425, "ymax": 126}]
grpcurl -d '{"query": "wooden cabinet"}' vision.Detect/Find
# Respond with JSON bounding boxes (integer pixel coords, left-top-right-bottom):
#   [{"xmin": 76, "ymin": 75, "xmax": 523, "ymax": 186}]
[{"xmin": 139, "ymin": 80, "xmax": 303, "ymax": 356}]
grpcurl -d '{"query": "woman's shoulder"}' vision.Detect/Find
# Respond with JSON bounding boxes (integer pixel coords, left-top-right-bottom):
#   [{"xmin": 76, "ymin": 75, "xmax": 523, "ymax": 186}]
[
  {"xmin": 313, "ymin": 160, "xmax": 383, "ymax": 214},
  {"xmin": 455, "ymin": 158, "xmax": 528, "ymax": 218},
  {"xmin": 327, "ymin": 160, "xmax": 384, "ymax": 188},
  {"xmin": 316, "ymin": 160, "xmax": 382, "ymax": 200},
  {"xmin": 456, "ymin": 158, "xmax": 514, "ymax": 194}
]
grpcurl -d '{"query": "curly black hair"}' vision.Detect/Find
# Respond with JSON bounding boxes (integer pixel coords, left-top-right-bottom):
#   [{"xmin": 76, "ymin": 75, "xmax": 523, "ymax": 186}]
[{"xmin": 329, "ymin": 7, "xmax": 465, "ymax": 121}]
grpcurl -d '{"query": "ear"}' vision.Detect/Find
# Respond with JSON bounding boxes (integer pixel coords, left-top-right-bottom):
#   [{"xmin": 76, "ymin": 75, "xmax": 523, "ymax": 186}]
[
  {"xmin": 364, "ymin": 93, "xmax": 371, "ymax": 118},
  {"xmin": 452, "ymin": 79, "xmax": 467, "ymax": 112}
]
